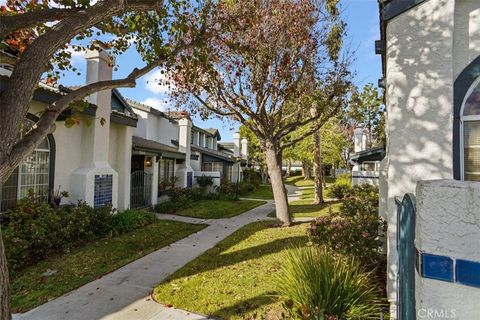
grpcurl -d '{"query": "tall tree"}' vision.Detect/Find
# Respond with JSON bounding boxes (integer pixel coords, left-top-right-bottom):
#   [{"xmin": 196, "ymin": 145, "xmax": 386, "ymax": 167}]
[
  {"xmin": 348, "ymin": 83, "xmax": 385, "ymax": 147},
  {"xmin": 170, "ymin": 0, "xmax": 350, "ymax": 225},
  {"xmin": 0, "ymin": 1, "xmax": 215, "ymax": 318}
]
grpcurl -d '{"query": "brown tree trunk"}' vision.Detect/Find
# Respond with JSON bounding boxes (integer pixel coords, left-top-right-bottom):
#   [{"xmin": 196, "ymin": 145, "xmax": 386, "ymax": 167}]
[
  {"xmin": 0, "ymin": 227, "xmax": 10, "ymax": 320},
  {"xmin": 285, "ymin": 159, "xmax": 292, "ymax": 177},
  {"xmin": 313, "ymin": 129, "xmax": 324, "ymax": 205},
  {"xmin": 302, "ymin": 162, "xmax": 312, "ymax": 180},
  {"xmin": 264, "ymin": 141, "xmax": 291, "ymax": 226},
  {"xmin": 260, "ymin": 166, "xmax": 269, "ymax": 184}
]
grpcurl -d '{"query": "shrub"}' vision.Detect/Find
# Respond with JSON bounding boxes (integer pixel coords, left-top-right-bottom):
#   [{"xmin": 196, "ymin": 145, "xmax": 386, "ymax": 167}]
[
  {"xmin": 341, "ymin": 184, "xmax": 379, "ymax": 217},
  {"xmin": 308, "ymin": 184, "xmax": 385, "ymax": 266},
  {"xmin": 242, "ymin": 169, "xmax": 262, "ymax": 188},
  {"xmin": 109, "ymin": 210, "xmax": 157, "ymax": 236},
  {"xmin": 237, "ymin": 180, "xmax": 254, "ymax": 196},
  {"xmin": 2, "ymin": 196, "xmax": 113, "ymax": 272},
  {"xmin": 56, "ymin": 202, "xmax": 111, "ymax": 243},
  {"xmin": 169, "ymin": 187, "xmax": 194, "ymax": 202},
  {"xmin": 3, "ymin": 198, "xmax": 62, "ymax": 271},
  {"xmin": 326, "ymin": 173, "xmax": 352, "ymax": 199},
  {"xmin": 196, "ymin": 175, "xmax": 214, "ymax": 188},
  {"xmin": 307, "ymin": 213, "xmax": 385, "ymax": 266},
  {"xmin": 276, "ymin": 246, "xmax": 384, "ymax": 320},
  {"xmin": 216, "ymin": 178, "xmax": 234, "ymax": 195}
]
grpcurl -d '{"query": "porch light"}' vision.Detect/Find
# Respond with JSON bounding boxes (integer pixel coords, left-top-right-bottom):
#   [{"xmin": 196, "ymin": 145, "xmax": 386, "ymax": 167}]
[{"xmin": 145, "ymin": 157, "xmax": 153, "ymax": 167}]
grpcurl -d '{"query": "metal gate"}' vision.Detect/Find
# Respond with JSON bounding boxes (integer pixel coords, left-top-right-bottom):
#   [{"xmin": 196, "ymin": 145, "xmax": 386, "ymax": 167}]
[
  {"xmin": 395, "ymin": 193, "xmax": 416, "ymax": 320},
  {"xmin": 130, "ymin": 171, "xmax": 153, "ymax": 208}
]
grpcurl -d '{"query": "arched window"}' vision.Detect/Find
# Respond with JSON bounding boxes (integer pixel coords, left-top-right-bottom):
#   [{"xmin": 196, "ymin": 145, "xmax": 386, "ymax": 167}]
[
  {"xmin": 461, "ymin": 77, "xmax": 480, "ymax": 181},
  {"xmin": 0, "ymin": 118, "xmax": 53, "ymax": 211}
]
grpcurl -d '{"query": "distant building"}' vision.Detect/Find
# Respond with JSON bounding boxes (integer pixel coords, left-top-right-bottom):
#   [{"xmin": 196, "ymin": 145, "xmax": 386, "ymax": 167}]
[{"xmin": 348, "ymin": 128, "xmax": 385, "ymax": 186}]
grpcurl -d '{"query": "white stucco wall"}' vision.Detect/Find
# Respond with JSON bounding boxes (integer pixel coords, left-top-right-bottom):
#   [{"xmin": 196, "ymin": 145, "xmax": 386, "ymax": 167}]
[
  {"xmin": 190, "ymin": 152, "xmax": 202, "ymax": 172},
  {"xmin": 415, "ymin": 179, "xmax": 480, "ymax": 319},
  {"xmin": 156, "ymin": 117, "xmax": 179, "ymax": 147},
  {"xmin": 384, "ymin": 0, "xmax": 480, "ymax": 316},
  {"xmin": 109, "ymin": 123, "xmax": 133, "ymax": 210},
  {"xmin": 384, "ymin": 1, "xmax": 456, "ymax": 316}
]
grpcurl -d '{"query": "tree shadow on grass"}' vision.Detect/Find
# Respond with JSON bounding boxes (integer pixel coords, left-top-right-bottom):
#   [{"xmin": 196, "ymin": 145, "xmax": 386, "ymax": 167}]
[{"xmin": 164, "ymin": 221, "xmax": 308, "ymax": 282}]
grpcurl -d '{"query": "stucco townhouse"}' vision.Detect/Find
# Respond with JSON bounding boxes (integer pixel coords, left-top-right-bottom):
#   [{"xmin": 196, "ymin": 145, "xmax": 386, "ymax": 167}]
[
  {"xmin": 376, "ymin": 0, "xmax": 480, "ymax": 318},
  {"xmin": 127, "ymin": 99, "xmax": 248, "ymax": 209},
  {"xmin": 0, "ymin": 47, "xmax": 248, "ymax": 212}
]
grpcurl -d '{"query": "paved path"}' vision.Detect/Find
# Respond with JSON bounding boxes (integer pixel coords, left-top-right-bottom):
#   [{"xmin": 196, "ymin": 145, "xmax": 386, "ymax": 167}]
[{"xmin": 15, "ymin": 186, "xmax": 302, "ymax": 320}]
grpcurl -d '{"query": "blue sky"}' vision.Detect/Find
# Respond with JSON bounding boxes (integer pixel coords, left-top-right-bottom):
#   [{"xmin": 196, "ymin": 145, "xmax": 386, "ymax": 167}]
[{"xmin": 59, "ymin": 0, "xmax": 382, "ymax": 142}]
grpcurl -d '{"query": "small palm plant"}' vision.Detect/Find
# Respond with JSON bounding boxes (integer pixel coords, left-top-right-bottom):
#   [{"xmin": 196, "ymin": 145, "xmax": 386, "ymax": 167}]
[{"xmin": 275, "ymin": 246, "xmax": 385, "ymax": 320}]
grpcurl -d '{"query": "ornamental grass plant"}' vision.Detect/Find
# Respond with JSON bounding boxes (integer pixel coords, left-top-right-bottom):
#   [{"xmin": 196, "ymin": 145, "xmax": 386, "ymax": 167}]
[{"xmin": 275, "ymin": 246, "xmax": 385, "ymax": 320}]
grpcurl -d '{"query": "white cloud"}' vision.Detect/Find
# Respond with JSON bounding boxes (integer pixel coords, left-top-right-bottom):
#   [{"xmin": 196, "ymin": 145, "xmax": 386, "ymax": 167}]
[
  {"xmin": 141, "ymin": 97, "xmax": 169, "ymax": 112},
  {"xmin": 65, "ymin": 46, "xmax": 86, "ymax": 63},
  {"xmin": 144, "ymin": 69, "xmax": 175, "ymax": 95}
]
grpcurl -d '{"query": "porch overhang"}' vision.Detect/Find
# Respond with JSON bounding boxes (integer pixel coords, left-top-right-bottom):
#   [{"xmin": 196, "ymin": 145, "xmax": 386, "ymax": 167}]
[
  {"xmin": 349, "ymin": 147, "xmax": 386, "ymax": 164},
  {"xmin": 132, "ymin": 136, "xmax": 185, "ymax": 159}
]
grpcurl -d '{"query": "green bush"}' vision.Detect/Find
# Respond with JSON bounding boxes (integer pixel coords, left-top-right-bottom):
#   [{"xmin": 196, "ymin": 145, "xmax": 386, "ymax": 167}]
[
  {"xmin": 341, "ymin": 184, "xmax": 379, "ymax": 217},
  {"xmin": 237, "ymin": 180, "xmax": 254, "ymax": 196},
  {"xmin": 276, "ymin": 247, "xmax": 384, "ymax": 320},
  {"xmin": 326, "ymin": 173, "xmax": 352, "ymax": 199},
  {"xmin": 109, "ymin": 210, "xmax": 157, "ymax": 236},
  {"xmin": 307, "ymin": 213, "xmax": 385, "ymax": 267},
  {"xmin": 242, "ymin": 169, "xmax": 262, "ymax": 188},
  {"xmin": 2, "ymin": 193, "xmax": 158, "ymax": 272},
  {"xmin": 308, "ymin": 184, "xmax": 385, "ymax": 266},
  {"xmin": 195, "ymin": 175, "xmax": 214, "ymax": 188},
  {"xmin": 216, "ymin": 178, "xmax": 234, "ymax": 195},
  {"xmin": 57, "ymin": 202, "xmax": 112, "ymax": 244},
  {"xmin": 2, "ymin": 196, "xmax": 112, "ymax": 272}
]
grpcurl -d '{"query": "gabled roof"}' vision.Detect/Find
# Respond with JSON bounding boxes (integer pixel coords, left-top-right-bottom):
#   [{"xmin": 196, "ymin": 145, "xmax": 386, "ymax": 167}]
[{"xmin": 192, "ymin": 126, "xmax": 221, "ymax": 140}]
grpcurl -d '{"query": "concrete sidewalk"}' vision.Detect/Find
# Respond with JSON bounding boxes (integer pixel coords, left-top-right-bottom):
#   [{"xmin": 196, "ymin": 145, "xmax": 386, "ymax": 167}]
[{"xmin": 15, "ymin": 201, "xmax": 276, "ymax": 320}]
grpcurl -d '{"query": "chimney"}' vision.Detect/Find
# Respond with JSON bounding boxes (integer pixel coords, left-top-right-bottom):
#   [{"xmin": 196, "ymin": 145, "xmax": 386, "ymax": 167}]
[
  {"xmin": 178, "ymin": 118, "xmax": 192, "ymax": 167},
  {"xmin": 241, "ymin": 138, "xmax": 248, "ymax": 158},
  {"xmin": 354, "ymin": 128, "xmax": 365, "ymax": 153},
  {"xmin": 233, "ymin": 132, "xmax": 241, "ymax": 157},
  {"xmin": 84, "ymin": 47, "xmax": 114, "ymax": 164},
  {"xmin": 70, "ymin": 47, "xmax": 118, "ymax": 209}
]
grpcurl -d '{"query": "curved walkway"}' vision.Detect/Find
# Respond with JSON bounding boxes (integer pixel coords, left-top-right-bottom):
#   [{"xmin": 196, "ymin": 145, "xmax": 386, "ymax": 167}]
[{"xmin": 15, "ymin": 186, "xmax": 301, "ymax": 320}]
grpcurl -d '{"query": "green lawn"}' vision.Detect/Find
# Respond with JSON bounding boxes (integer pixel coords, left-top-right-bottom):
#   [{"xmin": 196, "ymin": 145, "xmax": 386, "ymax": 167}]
[
  {"xmin": 269, "ymin": 200, "xmax": 342, "ymax": 219},
  {"xmin": 172, "ymin": 199, "xmax": 266, "ymax": 219},
  {"xmin": 244, "ymin": 184, "xmax": 273, "ymax": 200},
  {"xmin": 285, "ymin": 176, "xmax": 336, "ymax": 188},
  {"xmin": 284, "ymin": 176, "xmax": 314, "ymax": 187},
  {"xmin": 11, "ymin": 220, "xmax": 207, "ymax": 312},
  {"xmin": 153, "ymin": 220, "xmax": 309, "ymax": 319}
]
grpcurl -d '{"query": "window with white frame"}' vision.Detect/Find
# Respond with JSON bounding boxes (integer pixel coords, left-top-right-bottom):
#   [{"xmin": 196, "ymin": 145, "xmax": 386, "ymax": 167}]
[
  {"xmin": 461, "ymin": 77, "xmax": 480, "ymax": 181},
  {"xmin": 0, "ymin": 119, "xmax": 51, "ymax": 212},
  {"xmin": 202, "ymin": 162, "xmax": 223, "ymax": 173},
  {"xmin": 159, "ymin": 158, "xmax": 175, "ymax": 185}
]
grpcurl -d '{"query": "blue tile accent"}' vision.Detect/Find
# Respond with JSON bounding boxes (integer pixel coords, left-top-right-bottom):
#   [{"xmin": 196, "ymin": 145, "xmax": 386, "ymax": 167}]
[
  {"xmin": 94, "ymin": 174, "xmax": 113, "ymax": 208},
  {"xmin": 456, "ymin": 259, "xmax": 480, "ymax": 288},
  {"xmin": 421, "ymin": 253, "xmax": 454, "ymax": 282}
]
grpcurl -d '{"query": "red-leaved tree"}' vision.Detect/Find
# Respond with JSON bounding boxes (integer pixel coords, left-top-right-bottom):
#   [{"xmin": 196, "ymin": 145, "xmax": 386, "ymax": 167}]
[{"xmin": 168, "ymin": 0, "xmax": 350, "ymax": 225}]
